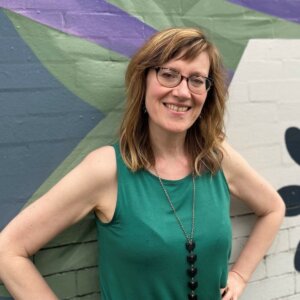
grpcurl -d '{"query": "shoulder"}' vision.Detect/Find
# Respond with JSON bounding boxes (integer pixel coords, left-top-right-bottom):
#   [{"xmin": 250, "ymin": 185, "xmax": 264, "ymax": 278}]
[
  {"xmin": 80, "ymin": 145, "xmax": 117, "ymax": 187},
  {"xmin": 220, "ymin": 140, "xmax": 243, "ymax": 164},
  {"xmin": 84, "ymin": 145, "xmax": 116, "ymax": 165},
  {"xmin": 220, "ymin": 140, "xmax": 245, "ymax": 176},
  {"xmin": 220, "ymin": 140, "xmax": 259, "ymax": 198}
]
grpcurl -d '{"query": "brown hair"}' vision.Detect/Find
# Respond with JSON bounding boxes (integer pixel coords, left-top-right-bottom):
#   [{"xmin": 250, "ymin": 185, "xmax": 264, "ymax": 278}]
[{"xmin": 119, "ymin": 27, "xmax": 228, "ymax": 175}]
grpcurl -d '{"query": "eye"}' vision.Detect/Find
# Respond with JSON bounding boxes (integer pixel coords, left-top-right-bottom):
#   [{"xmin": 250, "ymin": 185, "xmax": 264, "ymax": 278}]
[
  {"xmin": 190, "ymin": 76, "xmax": 205, "ymax": 87},
  {"xmin": 159, "ymin": 68, "xmax": 179, "ymax": 80}
]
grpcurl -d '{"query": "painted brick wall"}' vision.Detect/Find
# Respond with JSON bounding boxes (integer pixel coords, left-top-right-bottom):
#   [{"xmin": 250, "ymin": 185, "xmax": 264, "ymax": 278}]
[
  {"xmin": 0, "ymin": 1, "xmax": 299, "ymax": 299},
  {"xmin": 227, "ymin": 40, "xmax": 300, "ymax": 299}
]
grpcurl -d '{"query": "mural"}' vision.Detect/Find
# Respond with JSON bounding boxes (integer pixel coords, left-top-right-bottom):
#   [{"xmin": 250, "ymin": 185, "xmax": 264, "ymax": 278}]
[
  {"xmin": 228, "ymin": 0, "xmax": 300, "ymax": 23},
  {"xmin": 278, "ymin": 127, "xmax": 300, "ymax": 271},
  {"xmin": 0, "ymin": 0, "xmax": 299, "ymax": 299}
]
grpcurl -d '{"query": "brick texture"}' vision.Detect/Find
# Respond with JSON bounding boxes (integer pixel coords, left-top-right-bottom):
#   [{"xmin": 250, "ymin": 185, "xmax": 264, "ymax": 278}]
[
  {"xmin": 228, "ymin": 40, "xmax": 300, "ymax": 299},
  {"xmin": 0, "ymin": 2, "xmax": 299, "ymax": 300}
]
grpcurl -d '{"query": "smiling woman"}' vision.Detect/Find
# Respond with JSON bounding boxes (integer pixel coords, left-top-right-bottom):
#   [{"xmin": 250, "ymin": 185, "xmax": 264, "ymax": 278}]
[
  {"xmin": 145, "ymin": 52, "xmax": 210, "ymax": 136},
  {"xmin": 0, "ymin": 27, "xmax": 285, "ymax": 300},
  {"xmin": 120, "ymin": 28, "xmax": 228, "ymax": 175}
]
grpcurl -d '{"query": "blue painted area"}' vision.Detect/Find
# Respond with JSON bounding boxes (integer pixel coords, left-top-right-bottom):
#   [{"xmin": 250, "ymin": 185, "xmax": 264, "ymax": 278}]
[
  {"xmin": 0, "ymin": 10, "xmax": 103, "ymax": 229},
  {"xmin": 0, "ymin": 297, "xmax": 13, "ymax": 300},
  {"xmin": 0, "ymin": 37, "xmax": 36, "ymax": 63},
  {"xmin": 279, "ymin": 185, "xmax": 300, "ymax": 217},
  {"xmin": 285, "ymin": 127, "xmax": 300, "ymax": 165},
  {"xmin": 277, "ymin": 126, "xmax": 300, "ymax": 272},
  {"xmin": 296, "ymin": 242, "xmax": 300, "ymax": 272},
  {"xmin": 279, "ymin": 127, "xmax": 300, "ymax": 217}
]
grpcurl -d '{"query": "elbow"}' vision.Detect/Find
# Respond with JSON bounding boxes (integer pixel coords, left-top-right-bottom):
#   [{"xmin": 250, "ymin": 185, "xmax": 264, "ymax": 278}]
[
  {"xmin": 259, "ymin": 193, "xmax": 286, "ymax": 224},
  {"xmin": 270, "ymin": 193, "xmax": 286, "ymax": 225},
  {"xmin": 278, "ymin": 194, "xmax": 286, "ymax": 221},
  {"xmin": 0, "ymin": 234, "xmax": 24, "ymax": 281}
]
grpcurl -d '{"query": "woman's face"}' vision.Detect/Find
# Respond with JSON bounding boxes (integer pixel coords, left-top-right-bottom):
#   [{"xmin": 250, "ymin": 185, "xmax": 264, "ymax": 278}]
[{"xmin": 145, "ymin": 51, "xmax": 210, "ymax": 136}]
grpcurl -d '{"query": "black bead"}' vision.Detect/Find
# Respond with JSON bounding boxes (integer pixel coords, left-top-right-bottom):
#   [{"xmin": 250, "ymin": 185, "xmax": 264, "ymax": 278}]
[
  {"xmin": 187, "ymin": 267, "xmax": 198, "ymax": 277},
  {"xmin": 188, "ymin": 293, "xmax": 198, "ymax": 300},
  {"xmin": 186, "ymin": 241, "xmax": 196, "ymax": 252},
  {"xmin": 188, "ymin": 279, "xmax": 198, "ymax": 290},
  {"xmin": 187, "ymin": 254, "xmax": 197, "ymax": 264}
]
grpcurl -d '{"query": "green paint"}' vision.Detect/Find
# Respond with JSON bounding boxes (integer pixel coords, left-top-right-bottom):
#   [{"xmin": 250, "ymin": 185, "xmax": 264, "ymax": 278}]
[
  {"xmin": 4, "ymin": 9, "xmax": 125, "ymax": 204},
  {"xmin": 2, "ymin": 2, "xmax": 300, "ymax": 299},
  {"xmin": 0, "ymin": 284, "xmax": 10, "ymax": 298},
  {"xmin": 5, "ymin": 10, "xmax": 128, "ymax": 113},
  {"xmin": 28, "ymin": 107, "xmax": 123, "ymax": 206},
  {"xmin": 109, "ymin": 0, "xmax": 300, "ymax": 69},
  {"xmin": 34, "ymin": 242, "xmax": 98, "ymax": 276},
  {"xmin": 44, "ymin": 215, "xmax": 97, "ymax": 248},
  {"xmin": 2, "ymin": 10, "xmax": 125, "ymax": 299},
  {"xmin": 71, "ymin": 293, "xmax": 100, "ymax": 300},
  {"xmin": 45, "ymin": 272, "xmax": 77, "ymax": 299},
  {"xmin": 76, "ymin": 268, "xmax": 100, "ymax": 295}
]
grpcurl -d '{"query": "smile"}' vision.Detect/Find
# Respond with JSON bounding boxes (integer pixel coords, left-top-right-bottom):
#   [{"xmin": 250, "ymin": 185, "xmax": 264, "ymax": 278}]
[{"xmin": 164, "ymin": 103, "xmax": 190, "ymax": 112}]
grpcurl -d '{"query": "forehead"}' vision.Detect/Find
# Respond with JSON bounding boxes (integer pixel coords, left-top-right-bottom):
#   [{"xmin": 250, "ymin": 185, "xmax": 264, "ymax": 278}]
[{"xmin": 163, "ymin": 51, "xmax": 210, "ymax": 75}]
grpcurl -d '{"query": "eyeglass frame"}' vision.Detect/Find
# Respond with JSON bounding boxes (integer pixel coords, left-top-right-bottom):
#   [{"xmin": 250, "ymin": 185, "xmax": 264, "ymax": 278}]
[{"xmin": 152, "ymin": 66, "xmax": 213, "ymax": 95}]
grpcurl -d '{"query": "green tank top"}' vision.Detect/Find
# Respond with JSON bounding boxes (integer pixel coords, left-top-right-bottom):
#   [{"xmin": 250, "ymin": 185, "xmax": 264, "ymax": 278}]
[{"xmin": 95, "ymin": 144, "xmax": 232, "ymax": 300}]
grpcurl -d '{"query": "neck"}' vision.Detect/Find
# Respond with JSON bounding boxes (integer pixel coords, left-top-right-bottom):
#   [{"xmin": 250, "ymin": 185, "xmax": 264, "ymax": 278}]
[
  {"xmin": 149, "ymin": 125, "xmax": 191, "ymax": 179},
  {"xmin": 152, "ymin": 134, "xmax": 186, "ymax": 157}
]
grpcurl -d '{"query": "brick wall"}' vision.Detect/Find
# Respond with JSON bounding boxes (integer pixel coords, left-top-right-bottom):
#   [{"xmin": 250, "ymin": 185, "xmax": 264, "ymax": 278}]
[
  {"xmin": 0, "ymin": 1, "xmax": 299, "ymax": 299},
  {"xmin": 227, "ymin": 40, "xmax": 300, "ymax": 299}
]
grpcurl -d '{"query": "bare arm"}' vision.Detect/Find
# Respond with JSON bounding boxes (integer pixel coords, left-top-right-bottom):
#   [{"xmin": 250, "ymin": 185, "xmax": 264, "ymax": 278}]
[
  {"xmin": 0, "ymin": 146, "xmax": 116, "ymax": 300},
  {"xmin": 221, "ymin": 141, "xmax": 285, "ymax": 299}
]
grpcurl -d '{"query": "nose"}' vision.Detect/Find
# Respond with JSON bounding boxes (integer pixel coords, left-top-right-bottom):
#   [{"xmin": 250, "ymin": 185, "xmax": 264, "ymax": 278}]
[{"xmin": 172, "ymin": 78, "xmax": 191, "ymax": 100}]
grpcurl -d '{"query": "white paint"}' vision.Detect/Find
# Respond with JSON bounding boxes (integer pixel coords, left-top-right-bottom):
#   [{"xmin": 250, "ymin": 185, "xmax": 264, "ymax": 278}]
[{"xmin": 227, "ymin": 39, "xmax": 300, "ymax": 299}]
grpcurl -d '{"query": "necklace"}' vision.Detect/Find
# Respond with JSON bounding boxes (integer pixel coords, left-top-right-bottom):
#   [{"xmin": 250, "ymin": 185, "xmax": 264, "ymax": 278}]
[{"xmin": 155, "ymin": 168, "xmax": 198, "ymax": 300}]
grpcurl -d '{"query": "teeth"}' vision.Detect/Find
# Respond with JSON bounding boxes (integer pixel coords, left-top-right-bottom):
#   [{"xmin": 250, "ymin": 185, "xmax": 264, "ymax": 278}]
[{"xmin": 165, "ymin": 104, "xmax": 189, "ymax": 112}]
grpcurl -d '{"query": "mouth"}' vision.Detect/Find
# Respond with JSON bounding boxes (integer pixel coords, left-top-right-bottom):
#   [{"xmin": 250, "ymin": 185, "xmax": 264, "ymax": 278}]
[{"xmin": 164, "ymin": 103, "xmax": 191, "ymax": 112}]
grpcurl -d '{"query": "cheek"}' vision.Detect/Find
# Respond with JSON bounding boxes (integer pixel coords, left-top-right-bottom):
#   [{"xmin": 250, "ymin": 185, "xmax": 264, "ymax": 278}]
[
  {"xmin": 144, "ymin": 88, "xmax": 154, "ymax": 111},
  {"xmin": 145, "ymin": 89, "xmax": 157, "ymax": 116},
  {"xmin": 195, "ymin": 95, "xmax": 207, "ymax": 109},
  {"xmin": 191, "ymin": 96, "xmax": 207, "ymax": 120},
  {"xmin": 145, "ymin": 83, "xmax": 167, "ymax": 112},
  {"xmin": 145, "ymin": 75, "xmax": 159, "ymax": 107}
]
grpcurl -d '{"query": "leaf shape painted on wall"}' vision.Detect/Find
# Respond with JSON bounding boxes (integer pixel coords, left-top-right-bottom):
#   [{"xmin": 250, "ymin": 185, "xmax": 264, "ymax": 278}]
[{"xmin": 278, "ymin": 127, "xmax": 300, "ymax": 272}]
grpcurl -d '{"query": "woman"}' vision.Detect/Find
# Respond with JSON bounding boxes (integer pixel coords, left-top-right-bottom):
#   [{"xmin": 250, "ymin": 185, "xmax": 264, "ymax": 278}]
[{"xmin": 0, "ymin": 28, "xmax": 285, "ymax": 300}]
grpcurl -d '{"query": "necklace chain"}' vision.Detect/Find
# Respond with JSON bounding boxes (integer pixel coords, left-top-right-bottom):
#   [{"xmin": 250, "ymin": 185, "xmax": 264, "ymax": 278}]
[
  {"xmin": 154, "ymin": 168, "xmax": 199, "ymax": 299},
  {"xmin": 154, "ymin": 168, "xmax": 196, "ymax": 243}
]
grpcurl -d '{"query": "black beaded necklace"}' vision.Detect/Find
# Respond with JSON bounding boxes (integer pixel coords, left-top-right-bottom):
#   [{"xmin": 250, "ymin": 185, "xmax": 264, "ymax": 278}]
[{"xmin": 155, "ymin": 169, "xmax": 198, "ymax": 300}]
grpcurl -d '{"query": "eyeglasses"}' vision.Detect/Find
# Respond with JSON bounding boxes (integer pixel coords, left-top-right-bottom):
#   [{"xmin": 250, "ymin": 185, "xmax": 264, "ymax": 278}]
[{"xmin": 153, "ymin": 67, "xmax": 213, "ymax": 95}]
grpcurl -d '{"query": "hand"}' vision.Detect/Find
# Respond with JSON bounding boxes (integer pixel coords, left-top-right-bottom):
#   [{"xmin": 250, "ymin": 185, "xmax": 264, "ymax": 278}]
[{"xmin": 220, "ymin": 271, "xmax": 247, "ymax": 300}]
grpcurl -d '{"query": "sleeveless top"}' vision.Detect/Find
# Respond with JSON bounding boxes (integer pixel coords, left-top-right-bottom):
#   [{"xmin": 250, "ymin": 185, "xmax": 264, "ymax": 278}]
[{"xmin": 95, "ymin": 144, "xmax": 232, "ymax": 300}]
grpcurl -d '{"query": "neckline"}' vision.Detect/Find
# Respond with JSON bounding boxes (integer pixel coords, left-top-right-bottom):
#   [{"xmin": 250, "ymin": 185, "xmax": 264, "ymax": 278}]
[{"xmin": 143, "ymin": 168, "xmax": 193, "ymax": 184}]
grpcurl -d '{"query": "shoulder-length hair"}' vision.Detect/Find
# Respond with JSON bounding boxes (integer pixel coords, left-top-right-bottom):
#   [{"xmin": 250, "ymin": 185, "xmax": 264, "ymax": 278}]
[{"xmin": 119, "ymin": 27, "xmax": 228, "ymax": 175}]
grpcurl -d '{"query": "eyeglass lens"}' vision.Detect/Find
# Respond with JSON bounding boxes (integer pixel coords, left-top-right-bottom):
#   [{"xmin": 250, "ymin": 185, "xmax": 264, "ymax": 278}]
[{"xmin": 156, "ymin": 67, "xmax": 211, "ymax": 94}]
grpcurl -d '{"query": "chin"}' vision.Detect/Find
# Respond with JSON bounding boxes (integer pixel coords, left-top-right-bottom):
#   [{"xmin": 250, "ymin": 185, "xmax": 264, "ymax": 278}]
[
  {"xmin": 168, "ymin": 121, "xmax": 197, "ymax": 133},
  {"xmin": 165, "ymin": 125, "xmax": 191, "ymax": 134}
]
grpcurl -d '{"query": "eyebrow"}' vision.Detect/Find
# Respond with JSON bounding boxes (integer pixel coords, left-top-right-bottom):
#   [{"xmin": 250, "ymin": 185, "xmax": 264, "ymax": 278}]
[{"xmin": 165, "ymin": 66, "xmax": 208, "ymax": 78}]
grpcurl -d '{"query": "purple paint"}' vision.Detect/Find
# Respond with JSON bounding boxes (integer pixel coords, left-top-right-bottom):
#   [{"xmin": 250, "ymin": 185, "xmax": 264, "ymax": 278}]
[
  {"xmin": 228, "ymin": 0, "xmax": 300, "ymax": 24},
  {"xmin": 0, "ymin": 0, "xmax": 157, "ymax": 57}
]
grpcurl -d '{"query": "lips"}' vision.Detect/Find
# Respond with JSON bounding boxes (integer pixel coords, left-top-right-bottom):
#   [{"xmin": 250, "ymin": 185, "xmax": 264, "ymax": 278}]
[{"xmin": 164, "ymin": 103, "xmax": 191, "ymax": 112}]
